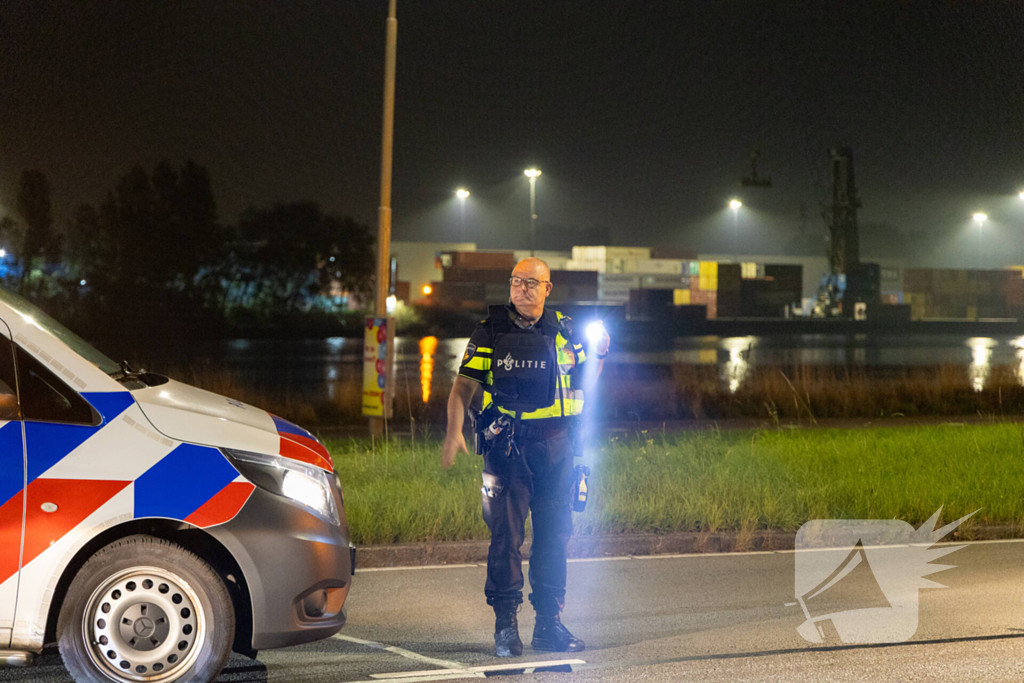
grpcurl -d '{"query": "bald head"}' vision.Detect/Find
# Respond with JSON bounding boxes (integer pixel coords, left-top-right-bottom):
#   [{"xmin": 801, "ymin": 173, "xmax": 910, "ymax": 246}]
[
  {"xmin": 509, "ymin": 257, "xmax": 553, "ymax": 321},
  {"xmin": 514, "ymin": 257, "xmax": 550, "ymax": 281}
]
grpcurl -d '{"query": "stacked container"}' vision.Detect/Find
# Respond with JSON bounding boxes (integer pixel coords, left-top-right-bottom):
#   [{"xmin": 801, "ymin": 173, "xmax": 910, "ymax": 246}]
[
  {"xmin": 717, "ymin": 263, "xmax": 742, "ymax": 318},
  {"xmin": 903, "ymin": 268, "xmax": 1022, "ymax": 320}
]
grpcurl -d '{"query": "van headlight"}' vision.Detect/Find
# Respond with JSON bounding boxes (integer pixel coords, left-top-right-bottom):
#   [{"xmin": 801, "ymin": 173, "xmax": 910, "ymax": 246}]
[{"xmin": 221, "ymin": 448, "xmax": 340, "ymax": 525}]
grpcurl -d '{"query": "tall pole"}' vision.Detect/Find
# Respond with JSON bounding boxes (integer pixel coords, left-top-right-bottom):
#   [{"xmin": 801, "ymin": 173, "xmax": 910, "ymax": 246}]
[
  {"xmin": 529, "ymin": 178, "xmax": 536, "ymax": 256},
  {"xmin": 371, "ymin": 0, "xmax": 397, "ymax": 436},
  {"xmin": 733, "ymin": 210, "xmax": 739, "ymax": 262},
  {"xmin": 460, "ymin": 199, "xmax": 467, "ymax": 242},
  {"xmin": 456, "ymin": 188, "xmax": 469, "ymax": 242},
  {"xmin": 375, "ymin": 0, "xmax": 397, "ymax": 317},
  {"xmin": 524, "ymin": 168, "xmax": 541, "ymax": 256},
  {"xmin": 729, "ymin": 199, "xmax": 742, "ymax": 264},
  {"xmin": 973, "ymin": 213, "xmax": 987, "ymax": 270}
]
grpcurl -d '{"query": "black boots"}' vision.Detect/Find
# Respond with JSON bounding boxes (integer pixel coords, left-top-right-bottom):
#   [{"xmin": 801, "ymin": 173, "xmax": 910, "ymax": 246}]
[
  {"xmin": 493, "ymin": 602, "xmax": 523, "ymax": 658},
  {"xmin": 531, "ymin": 613, "xmax": 586, "ymax": 652},
  {"xmin": 492, "ymin": 604, "xmax": 584, "ymax": 656}
]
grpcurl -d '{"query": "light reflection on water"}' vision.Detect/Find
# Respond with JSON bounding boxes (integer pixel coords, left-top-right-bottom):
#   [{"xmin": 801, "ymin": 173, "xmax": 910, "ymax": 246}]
[
  {"xmin": 1011, "ymin": 337, "xmax": 1024, "ymax": 386},
  {"xmin": 968, "ymin": 337, "xmax": 996, "ymax": 392},
  {"xmin": 160, "ymin": 333, "xmax": 1024, "ymax": 410},
  {"xmin": 418, "ymin": 336, "xmax": 438, "ymax": 403},
  {"xmin": 721, "ymin": 337, "xmax": 754, "ymax": 394}
]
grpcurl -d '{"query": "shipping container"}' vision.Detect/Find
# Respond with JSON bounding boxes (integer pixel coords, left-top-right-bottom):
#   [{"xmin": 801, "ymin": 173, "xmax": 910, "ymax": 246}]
[
  {"xmin": 565, "ymin": 258, "xmax": 605, "ymax": 272},
  {"xmin": 451, "ymin": 251, "xmax": 516, "ymax": 271},
  {"xmin": 632, "ymin": 259, "xmax": 685, "ymax": 275},
  {"xmin": 651, "ymin": 246, "xmax": 698, "ymax": 260},
  {"xmin": 443, "ymin": 267, "xmax": 510, "ymax": 283},
  {"xmin": 764, "ymin": 264, "xmax": 802, "ymax": 291},
  {"xmin": 739, "ymin": 279, "xmax": 797, "ymax": 317},
  {"xmin": 551, "ymin": 270, "xmax": 599, "ymax": 286},
  {"xmin": 639, "ymin": 274, "xmax": 690, "ymax": 288},
  {"xmin": 571, "ymin": 246, "xmax": 652, "ymax": 262},
  {"xmin": 627, "ymin": 288, "xmax": 674, "ymax": 320},
  {"xmin": 717, "ymin": 290, "xmax": 741, "ymax": 317},
  {"xmin": 718, "ymin": 263, "xmax": 742, "ymax": 292},
  {"xmin": 697, "ymin": 261, "xmax": 718, "ymax": 291}
]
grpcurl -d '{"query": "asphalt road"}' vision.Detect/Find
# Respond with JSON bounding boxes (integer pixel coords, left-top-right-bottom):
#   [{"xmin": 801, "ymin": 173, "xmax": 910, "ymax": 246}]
[{"xmin": 7, "ymin": 539, "xmax": 1024, "ymax": 682}]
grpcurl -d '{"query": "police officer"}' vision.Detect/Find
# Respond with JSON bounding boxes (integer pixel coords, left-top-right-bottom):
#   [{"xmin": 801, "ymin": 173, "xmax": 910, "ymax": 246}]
[{"xmin": 442, "ymin": 257, "xmax": 610, "ymax": 658}]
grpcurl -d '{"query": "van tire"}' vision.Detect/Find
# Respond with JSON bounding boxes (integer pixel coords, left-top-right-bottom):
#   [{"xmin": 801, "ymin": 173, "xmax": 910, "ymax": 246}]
[{"xmin": 57, "ymin": 534, "xmax": 234, "ymax": 683}]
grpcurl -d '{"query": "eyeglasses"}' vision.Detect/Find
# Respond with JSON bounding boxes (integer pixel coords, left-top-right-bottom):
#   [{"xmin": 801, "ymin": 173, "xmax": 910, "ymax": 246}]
[{"xmin": 510, "ymin": 276, "xmax": 549, "ymax": 290}]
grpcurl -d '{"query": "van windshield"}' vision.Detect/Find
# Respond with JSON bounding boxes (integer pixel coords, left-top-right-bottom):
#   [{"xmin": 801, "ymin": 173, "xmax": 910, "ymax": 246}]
[{"xmin": 0, "ymin": 287, "xmax": 122, "ymax": 376}]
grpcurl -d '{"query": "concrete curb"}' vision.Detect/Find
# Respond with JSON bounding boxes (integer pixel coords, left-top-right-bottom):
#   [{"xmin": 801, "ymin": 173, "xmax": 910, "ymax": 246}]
[{"xmin": 355, "ymin": 525, "xmax": 1020, "ymax": 568}]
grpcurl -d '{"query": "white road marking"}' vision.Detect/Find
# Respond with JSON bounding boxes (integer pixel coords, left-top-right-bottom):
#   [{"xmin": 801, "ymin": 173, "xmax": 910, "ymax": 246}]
[
  {"xmin": 354, "ymin": 537, "xmax": 1024, "ymax": 573},
  {"xmin": 567, "ymin": 555, "xmax": 631, "ymax": 563},
  {"xmin": 371, "ymin": 659, "xmax": 585, "ymax": 679},
  {"xmin": 342, "ymin": 674, "xmax": 483, "ymax": 682},
  {"xmin": 334, "ymin": 634, "xmax": 467, "ymax": 671},
  {"xmin": 358, "ymin": 564, "xmax": 481, "ymax": 573}
]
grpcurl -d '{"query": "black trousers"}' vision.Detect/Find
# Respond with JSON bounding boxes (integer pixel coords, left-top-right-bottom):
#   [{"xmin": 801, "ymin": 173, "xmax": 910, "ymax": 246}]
[{"xmin": 481, "ymin": 431, "xmax": 574, "ymax": 615}]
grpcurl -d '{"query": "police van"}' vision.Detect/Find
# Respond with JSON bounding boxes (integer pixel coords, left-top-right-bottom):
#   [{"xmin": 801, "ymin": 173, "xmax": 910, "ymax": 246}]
[{"xmin": 0, "ymin": 287, "xmax": 354, "ymax": 682}]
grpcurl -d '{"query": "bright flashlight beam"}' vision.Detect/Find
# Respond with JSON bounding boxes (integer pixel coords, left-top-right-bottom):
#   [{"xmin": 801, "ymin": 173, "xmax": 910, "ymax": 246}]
[
  {"xmin": 456, "ymin": 188, "xmax": 469, "ymax": 199},
  {"xmin": 586, "ymin": 321, "xmax": 605, "ymax": 345}
]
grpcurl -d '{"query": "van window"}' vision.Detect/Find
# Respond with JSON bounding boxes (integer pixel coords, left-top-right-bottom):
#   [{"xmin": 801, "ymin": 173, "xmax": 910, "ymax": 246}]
[
  {"xmin": 0, "ymin": 287, "xmax": 121, "ymax": 376},
  {"xmin": 16, "ymin": 347, "xmax": 98, "ymax": 425},
  {"xmin": 0, "ymin": 333, "xmax": 17, "ymax": 421}
]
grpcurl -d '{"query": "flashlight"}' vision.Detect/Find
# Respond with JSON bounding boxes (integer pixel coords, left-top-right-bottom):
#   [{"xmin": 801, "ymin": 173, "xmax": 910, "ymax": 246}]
[{"xmin": 586, "ymin": 321, "xmax": 605, "ymax": 344}]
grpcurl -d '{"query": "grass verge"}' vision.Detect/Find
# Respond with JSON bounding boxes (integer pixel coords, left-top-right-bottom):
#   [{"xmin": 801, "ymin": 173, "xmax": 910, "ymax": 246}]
[{"xmin": 326, "ymin": 423, "xmax": 1024, "ymax": 546}]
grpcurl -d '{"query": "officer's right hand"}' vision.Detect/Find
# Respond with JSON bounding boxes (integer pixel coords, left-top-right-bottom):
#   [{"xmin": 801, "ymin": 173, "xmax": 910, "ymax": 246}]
[{"xmin": 441, "ymin": 432, "xmax": 468, "ymax": 469}]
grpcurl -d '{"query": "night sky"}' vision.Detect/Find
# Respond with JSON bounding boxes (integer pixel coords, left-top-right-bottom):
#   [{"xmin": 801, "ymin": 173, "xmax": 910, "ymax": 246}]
[{"xmin": 2, "ymin": 1, "xmax": 1022, "ymax": 265}]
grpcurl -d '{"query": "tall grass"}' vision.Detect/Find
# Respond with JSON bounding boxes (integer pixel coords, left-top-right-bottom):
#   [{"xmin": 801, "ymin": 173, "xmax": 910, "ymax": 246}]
[
  {"xmin": 328, "ymin": 424, "xmax": 1024, "ymax": 545},
  {"xmin": 156, "ymin": 359, "xmax": 1024, "ymax": 428},
  {"xmin": 668, "ymin": 363, "xmax": 1024, "ymax": 421}
]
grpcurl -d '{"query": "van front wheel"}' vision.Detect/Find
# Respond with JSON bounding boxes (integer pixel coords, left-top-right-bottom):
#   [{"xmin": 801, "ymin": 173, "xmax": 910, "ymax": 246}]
[{"xmin": 57, "ymin": 535, "xmax": 234, "ymax": 683}]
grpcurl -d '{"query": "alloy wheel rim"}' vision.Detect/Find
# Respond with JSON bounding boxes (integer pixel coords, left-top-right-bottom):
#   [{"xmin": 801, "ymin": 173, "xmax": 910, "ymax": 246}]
[{"xmin": 82, "ymin": 566, "xmax": 205, "ymax": 682}]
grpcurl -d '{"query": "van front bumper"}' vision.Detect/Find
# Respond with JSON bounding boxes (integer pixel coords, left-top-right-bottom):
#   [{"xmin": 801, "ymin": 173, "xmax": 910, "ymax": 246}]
[{"xmin": 205, "ymin": 479, "xmax": 353, "ymax": 650}]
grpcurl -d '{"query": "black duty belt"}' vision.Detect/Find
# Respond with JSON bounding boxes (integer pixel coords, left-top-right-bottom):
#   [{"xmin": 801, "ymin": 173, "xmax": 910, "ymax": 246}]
[{"xmin": 514, "ymin": 420, "xmax": 569, "ymax": 441}]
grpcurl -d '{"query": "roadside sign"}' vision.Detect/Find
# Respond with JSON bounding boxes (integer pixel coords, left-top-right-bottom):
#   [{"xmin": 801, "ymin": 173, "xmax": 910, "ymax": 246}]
[{"xmin": 363, "ymin": 317, "xmax": 395, "ymax": 417}]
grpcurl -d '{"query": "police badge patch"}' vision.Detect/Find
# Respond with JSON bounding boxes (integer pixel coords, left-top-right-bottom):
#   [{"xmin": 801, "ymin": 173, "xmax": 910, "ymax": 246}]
[{"xmin": 463, "ymin": 343, "xmax": 476, "ymax": 363}]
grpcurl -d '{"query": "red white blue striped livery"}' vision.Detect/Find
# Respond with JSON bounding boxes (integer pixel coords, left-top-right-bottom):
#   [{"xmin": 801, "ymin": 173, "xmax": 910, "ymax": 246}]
[{"xmin": 0, "ymin": 288, "xmax": 353, "ymax": 682}]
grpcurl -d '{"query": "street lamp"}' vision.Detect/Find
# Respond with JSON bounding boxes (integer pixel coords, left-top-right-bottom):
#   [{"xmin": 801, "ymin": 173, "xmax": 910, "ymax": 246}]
[
  {"xmin": 456, "ymin": 188, "xmax": 469, "ymax": 242},
  {"xmin": 973, "ymin": 212, "xmax": 987, "ymax": 269},
  {"xmin": 729, "ymin": 199, "xmax": 742, "ymax": 263},
  {"xmin": 524, "ymin": 168, "xmax": 541, "ymax": 256}
]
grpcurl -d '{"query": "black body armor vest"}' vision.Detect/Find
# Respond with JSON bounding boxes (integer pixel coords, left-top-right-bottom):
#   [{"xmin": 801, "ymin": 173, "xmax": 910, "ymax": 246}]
[{"xmin": 487, "ymin": 304, "xmax": 559, "ymax": 414}]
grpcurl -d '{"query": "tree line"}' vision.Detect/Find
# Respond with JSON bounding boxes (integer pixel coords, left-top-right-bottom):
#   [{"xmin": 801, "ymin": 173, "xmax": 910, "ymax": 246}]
[{"xmin": 0, "ymin": 161, "xmax": 375, "ymax": 338}]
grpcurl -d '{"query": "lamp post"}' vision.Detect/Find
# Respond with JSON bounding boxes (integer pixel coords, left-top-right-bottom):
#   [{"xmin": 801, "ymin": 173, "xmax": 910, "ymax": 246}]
[
  {"xmin": 729, "ymin": 199, "xmax": 742, "ymax": 264},
  {"xmin": 456, "ymin": 188, "xmax": 469, "ymax": 242},
  {"xmin": 369, "ymin": 0, "xmax": 398, "ymax": 436},
  {"xmin": 524, "ymin": 168, "xmax": 541, "ymax": 256},
  {"xmin": 973, "ymin": 212, "xmax": 987, "ymax": 269}
]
